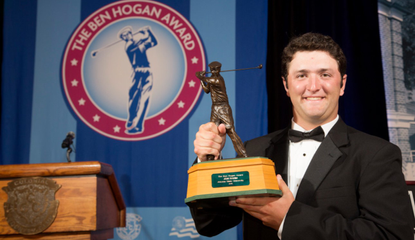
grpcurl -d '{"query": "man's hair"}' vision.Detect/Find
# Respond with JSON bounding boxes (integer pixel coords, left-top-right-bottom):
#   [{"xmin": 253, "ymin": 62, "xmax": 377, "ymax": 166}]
[{"xmin": 281, "ymin": 33, "xmax": 347, "ymax": 79}]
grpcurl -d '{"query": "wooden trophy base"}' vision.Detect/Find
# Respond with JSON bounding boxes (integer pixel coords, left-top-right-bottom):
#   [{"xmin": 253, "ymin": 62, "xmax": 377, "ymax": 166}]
[{"xmin": 185, "ymin": 157, "xmax": 281, "ymax": 208}]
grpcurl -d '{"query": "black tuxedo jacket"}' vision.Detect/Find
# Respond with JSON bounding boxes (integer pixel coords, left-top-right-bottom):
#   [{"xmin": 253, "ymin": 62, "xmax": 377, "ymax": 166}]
[{"xmin": 190, "ymin": 119, "xmax": 414, "ymax": 239}]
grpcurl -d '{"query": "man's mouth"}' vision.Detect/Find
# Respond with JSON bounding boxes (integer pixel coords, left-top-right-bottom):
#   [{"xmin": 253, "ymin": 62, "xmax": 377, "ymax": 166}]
[{"xmin": 304, "ymin": 97, "xmax": 324, "ymax": 100}]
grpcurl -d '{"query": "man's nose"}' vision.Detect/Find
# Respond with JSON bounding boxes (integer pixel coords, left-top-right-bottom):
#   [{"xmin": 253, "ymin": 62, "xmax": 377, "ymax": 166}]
[{"xmin": 307, "ymin": 75, "xmax": 321, "ymax": 91}]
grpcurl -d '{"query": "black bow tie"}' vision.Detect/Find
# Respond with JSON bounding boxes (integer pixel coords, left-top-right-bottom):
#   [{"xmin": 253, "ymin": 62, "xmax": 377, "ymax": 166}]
[{"xmin": 288, "ymin": 126, "xmax": 325, "ymax": 143}]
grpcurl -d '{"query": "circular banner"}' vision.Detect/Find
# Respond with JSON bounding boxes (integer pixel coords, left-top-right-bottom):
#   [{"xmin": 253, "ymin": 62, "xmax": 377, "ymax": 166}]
[{"xmin": 62, "ymin": 0, "xmax": 204, "ymax": 141}]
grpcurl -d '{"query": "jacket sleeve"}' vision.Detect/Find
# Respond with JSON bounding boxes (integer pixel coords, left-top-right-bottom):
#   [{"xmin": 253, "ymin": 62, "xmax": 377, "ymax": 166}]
[{"xmin": 189, "ymin": 204, "xmax": 243, "ymax": 237}]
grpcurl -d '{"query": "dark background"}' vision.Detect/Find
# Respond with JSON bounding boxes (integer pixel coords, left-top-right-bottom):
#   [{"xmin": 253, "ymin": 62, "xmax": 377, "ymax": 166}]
[{"xmin": 266, "ymin": 0, "xmax": 388, "ymax": 140}]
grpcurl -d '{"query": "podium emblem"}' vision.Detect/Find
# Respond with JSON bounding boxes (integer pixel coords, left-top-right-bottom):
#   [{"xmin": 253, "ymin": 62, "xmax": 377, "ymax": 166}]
[{"xmin": 2, "ymin": 177, "xmax": 61, "ymax": 235}]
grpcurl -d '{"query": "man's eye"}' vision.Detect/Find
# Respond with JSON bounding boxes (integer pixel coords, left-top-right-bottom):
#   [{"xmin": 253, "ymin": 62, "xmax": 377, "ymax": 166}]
[
  {"xmin": 322, "ymin": 73, "xmax": 331, "ymax": 78},
  {"xmin": 297, "ymin": 74, "xmax": 306, "ymax": 78}
]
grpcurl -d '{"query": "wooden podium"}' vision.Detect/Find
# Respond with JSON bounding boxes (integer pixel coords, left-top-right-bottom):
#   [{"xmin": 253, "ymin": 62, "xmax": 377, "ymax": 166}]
[{"xmin": 0, "ymin": 161, "xmax": 126, "ymax": 240}]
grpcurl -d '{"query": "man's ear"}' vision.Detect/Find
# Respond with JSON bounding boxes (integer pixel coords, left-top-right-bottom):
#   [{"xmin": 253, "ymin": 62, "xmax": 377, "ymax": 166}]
[
  {"xmin": 340, "ymin": 74, "xmax": 347, "ymax": 96},
  {"xmin": 282, "ymin": 76, "xmax": 290, "ymax": 96}
]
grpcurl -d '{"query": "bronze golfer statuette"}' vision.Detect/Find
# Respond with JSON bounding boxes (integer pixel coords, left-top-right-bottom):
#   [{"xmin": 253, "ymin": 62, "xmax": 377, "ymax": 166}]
[{"xmin": 196, "ymin": 61, "xmax": 262, "ymax": 160}]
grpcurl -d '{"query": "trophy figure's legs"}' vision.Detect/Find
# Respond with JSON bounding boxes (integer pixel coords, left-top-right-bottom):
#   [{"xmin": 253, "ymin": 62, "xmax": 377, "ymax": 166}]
[{"xmin": 227, "ymin": 128, "xmax": 248, "ymax": 158}]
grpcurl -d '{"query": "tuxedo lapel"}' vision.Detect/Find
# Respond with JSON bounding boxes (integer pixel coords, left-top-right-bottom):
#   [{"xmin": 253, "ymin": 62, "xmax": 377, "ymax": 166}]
[
  {"xmin": 265, "ymin": 129, "xmax": 289, "ymax": 183},
  {"xmin": 295, "ymin": 120, "xmax": 348, "ymax": 203}
]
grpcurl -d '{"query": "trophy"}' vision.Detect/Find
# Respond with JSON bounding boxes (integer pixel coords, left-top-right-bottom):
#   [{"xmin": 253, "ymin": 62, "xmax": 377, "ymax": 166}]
[{"xmin": 185, "ymin": 61, "xmax": 281, "ymax": 208}]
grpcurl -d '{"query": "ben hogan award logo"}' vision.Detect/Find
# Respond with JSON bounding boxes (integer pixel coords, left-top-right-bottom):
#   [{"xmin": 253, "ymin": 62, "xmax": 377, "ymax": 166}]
[{"xmin": 62, "ymin": 0, "xmax": 204, "ymax": 141}]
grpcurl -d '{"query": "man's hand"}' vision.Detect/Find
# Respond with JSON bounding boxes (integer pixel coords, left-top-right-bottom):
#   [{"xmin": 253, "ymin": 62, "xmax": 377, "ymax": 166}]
[
  {"xmin": 229, "ymin": 175, "xmax": 294, "ymax": 230},
  {"xmin": 194, "ymin": 122, "xmax": 226, "ymax": 161},
  {"xmin": 196, "ymin": 71, "xmax": 206, "ymax": 79}
]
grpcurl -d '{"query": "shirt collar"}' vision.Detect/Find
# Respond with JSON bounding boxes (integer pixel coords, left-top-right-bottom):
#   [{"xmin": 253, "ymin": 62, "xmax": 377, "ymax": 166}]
[{"xmin": 291, "ymin": 115, "xmax": 339, "ymax": 137}]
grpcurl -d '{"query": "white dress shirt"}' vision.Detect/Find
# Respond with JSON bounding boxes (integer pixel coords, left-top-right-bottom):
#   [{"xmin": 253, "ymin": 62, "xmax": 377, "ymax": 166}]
[{"xmin": 278, "ymin": 115, "xmax": 339, "ymax": 239}]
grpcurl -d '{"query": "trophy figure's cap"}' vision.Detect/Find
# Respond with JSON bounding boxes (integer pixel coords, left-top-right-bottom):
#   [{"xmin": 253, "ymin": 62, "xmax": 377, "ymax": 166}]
[{"xmin": 208, "ymin": 61, "xmax": 222, "ymax": 71}]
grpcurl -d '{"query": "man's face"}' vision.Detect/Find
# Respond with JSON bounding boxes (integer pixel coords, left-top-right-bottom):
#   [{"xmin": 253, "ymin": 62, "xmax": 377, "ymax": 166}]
[{"xmin": 283, "ymin": 51, "xmax": 347, "ymax": 129}]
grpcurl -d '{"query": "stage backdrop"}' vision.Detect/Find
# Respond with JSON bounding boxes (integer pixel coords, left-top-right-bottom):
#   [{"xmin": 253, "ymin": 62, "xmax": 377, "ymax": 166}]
[{"xmin": 1, "ymin": 0, "xmax": 268, "ymax": 239}]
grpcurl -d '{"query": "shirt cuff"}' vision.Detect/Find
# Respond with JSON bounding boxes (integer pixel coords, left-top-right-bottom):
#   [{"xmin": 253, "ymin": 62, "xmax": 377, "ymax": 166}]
[{"xmin": 278, "ymin": 214, "xmax": 286, "ymax": 239}]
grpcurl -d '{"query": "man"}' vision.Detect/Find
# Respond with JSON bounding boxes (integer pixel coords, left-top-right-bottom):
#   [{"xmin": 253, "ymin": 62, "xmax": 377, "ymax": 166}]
[
  {"xmin": 196, "ymin": 61, "xmax": 247, "ymax": 160},
  {"xmin": 190, "ymin": 33, "xmax": 414, "ymax": 239},
  {"xmin": 119, "ymin": 26, "xmax": 157, "ymax": 134}
]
